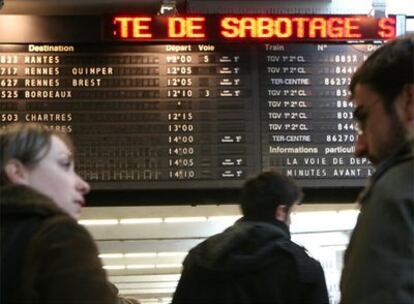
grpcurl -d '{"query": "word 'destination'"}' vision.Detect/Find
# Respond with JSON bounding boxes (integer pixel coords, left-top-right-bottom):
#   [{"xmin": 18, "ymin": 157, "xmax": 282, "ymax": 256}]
[{"xmin": 111, "ymin": 15, "xmax": 396, "ymax": 41}]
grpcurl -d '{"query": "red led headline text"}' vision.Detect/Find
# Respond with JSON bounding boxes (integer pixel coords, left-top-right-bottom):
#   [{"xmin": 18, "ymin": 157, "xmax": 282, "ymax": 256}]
[{"xmin": 110, "ymin": 15, "xmax": 396, "ymax": 41}]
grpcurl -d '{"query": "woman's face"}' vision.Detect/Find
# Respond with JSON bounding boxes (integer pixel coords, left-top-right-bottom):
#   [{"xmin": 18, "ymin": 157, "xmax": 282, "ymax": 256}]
[{"xmin": 25, "ymin": 135, "xmax": 90, "ymax": 218}]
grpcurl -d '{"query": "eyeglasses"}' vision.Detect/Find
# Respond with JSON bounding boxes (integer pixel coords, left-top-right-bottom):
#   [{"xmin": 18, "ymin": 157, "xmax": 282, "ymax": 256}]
[{"xmin": 352, "ymin": 101, "xmax": 382, "ymax": 136}]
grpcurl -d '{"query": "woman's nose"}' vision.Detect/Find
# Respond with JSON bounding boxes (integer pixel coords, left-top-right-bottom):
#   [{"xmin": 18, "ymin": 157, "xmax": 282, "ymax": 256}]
[{"xmin": 77, "ymin": 175, "xmax": 90, "ymax": 195}]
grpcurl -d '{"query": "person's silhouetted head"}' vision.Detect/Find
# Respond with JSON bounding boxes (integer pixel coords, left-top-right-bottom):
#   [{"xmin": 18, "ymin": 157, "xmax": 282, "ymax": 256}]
[
  {"xmin": 351, "ymin": 35, "xmax": 414, "ymax": 165},
  {"xmin": 240, "ymin": 171, "xmax": 303, "ymax": 224}
]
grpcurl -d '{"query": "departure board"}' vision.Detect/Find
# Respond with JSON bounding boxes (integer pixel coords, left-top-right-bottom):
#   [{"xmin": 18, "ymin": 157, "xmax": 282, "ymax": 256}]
[
  {"xmin": 0, "ymin": 15, "xmax": 390, "ymax": 190},
  {"xmin": 260, "ymin": 44, "xmax": 375, "ymax": 187},
  {"xmin": 0, "ymin": 44, "xmax": 258, "ymax": 189}
]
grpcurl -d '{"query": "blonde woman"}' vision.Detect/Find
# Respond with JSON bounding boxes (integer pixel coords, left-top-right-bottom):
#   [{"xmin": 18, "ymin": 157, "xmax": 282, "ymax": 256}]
[{"xmin": 0, "ymin": 123, "xmax": 116, "ymax": 304}]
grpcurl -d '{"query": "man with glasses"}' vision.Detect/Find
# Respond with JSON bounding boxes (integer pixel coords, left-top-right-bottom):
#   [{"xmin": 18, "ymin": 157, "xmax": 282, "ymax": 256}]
[
  {"xmin": 340, "ymin": 35, "xmax": 414, "ymax": 304},
  {"xmin": 173, "ymin": 171, "xmax": 329, "ymax": 304}
]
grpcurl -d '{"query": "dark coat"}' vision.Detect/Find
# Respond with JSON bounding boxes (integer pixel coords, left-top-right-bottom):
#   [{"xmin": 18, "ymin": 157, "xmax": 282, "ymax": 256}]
[
  {"xmin": 172, "ymin": 218, "xmax": 329, "ymax": 304},
  {"xmin": 0, "ymin": 185, "xmax": 117, "ymax": 304},
  {"xmin": 340, "ymin": 141, "xmax": 414, "ymax": 304}
]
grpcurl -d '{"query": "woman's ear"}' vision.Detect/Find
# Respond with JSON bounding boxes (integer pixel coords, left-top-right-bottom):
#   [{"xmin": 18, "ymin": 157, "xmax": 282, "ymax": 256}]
[{"xmin": 4, "ymin": 159, "xmax": 29, "ymax": 185}]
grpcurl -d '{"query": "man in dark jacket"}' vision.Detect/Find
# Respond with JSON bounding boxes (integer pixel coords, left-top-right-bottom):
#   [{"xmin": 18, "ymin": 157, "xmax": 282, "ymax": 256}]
[
  {"xmin": 340, "ymin": 35, "xmax": 414, "ymax": 304},
  {"xmin": 172, "ymin": 171, "xmax": 329, "ymax": 304}
]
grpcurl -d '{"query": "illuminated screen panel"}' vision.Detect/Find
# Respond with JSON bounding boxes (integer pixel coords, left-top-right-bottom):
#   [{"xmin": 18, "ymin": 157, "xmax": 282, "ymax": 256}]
[
  {"xmin": 0, "ymin": 15, "xmax": 389, "ymax": 193},
  {"xmin": 108, "ymin": 14, "xmax": 396, "ymax": 42},
  {"xmin": 259, "ymin": 43, "xmax": 376, "ymax": 187},
  {"xmin": 0, "ymin": 41, "xmax": 378, "ymax": 189},
  {"xmin": 0, "ymin": 43, "xmax": 258, "ymax": 190}
]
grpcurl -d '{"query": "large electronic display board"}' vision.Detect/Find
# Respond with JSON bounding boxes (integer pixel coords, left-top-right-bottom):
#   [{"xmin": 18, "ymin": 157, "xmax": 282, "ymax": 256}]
[{"xmin": 0, "ymin": 15, "xmax": 394, "ymax": 192}]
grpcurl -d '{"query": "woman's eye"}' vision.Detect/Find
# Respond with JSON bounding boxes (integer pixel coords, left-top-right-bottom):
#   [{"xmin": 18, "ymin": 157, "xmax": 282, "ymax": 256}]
[{"xmin": 60, "ymin": 160, "xmax": 72, "ymax": 169}]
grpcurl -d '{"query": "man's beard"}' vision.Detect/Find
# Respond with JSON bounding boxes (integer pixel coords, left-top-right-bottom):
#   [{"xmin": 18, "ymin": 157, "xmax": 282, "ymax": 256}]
[{"xmin": 376, "ymin": 112, "xmax": 408, "ymax": 165}]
